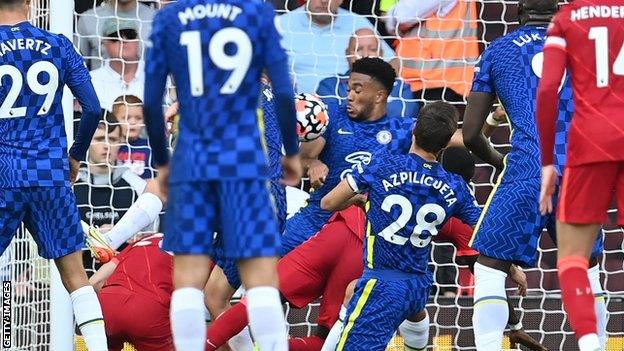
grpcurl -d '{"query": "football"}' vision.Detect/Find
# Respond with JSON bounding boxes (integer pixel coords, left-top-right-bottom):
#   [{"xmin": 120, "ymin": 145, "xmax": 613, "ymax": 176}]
[{"xmin": 295, "ymin": 93, "xmax": 329, "ymax": 141}]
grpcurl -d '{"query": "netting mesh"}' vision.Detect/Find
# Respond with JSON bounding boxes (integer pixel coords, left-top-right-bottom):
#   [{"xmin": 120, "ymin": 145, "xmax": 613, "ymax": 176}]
[{"xmin": 3, "ymin": 1, "xmax": 623, "ymax": 350}]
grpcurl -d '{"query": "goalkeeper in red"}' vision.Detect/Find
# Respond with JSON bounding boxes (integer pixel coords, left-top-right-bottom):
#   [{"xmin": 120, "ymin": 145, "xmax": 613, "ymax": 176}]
[
  {"xmin": 537, "ymin": 1, "xmax": 624, "ymax": 351},
  {"xmin": 143, "ymin": 1, "xmax": 301, "ymax": 351}
]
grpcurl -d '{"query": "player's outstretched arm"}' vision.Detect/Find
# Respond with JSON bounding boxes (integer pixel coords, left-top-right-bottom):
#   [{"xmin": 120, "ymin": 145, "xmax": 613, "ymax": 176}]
[
  {"xmin": 537, "ymin": 46, "xmax": 567, "ymax": 215},
  {"xmin": 321, "ymin": 179, "xmax": 359, "ymax": 211},
  {"xmin": 88, "ymin": 260, "xmax": 118, "ymax": 292},
  {"xmin": 68, "ymin": 81, "xmax": 101, "ymax": 165},
  {"xmin": 463, "ymin": 92, "xmax": 505, "ymax": 171}
]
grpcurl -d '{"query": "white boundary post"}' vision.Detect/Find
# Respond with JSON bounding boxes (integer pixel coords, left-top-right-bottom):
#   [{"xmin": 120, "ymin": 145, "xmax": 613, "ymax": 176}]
[{"xmin": 49, "ymin": 1, "xmax": 77, "ymax": 350}]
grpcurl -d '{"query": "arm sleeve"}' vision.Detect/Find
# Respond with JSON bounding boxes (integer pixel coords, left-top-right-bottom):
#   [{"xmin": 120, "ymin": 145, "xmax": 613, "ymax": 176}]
[
  {"xmin": 263, "ymin": 5, "xmax": 298, "ymax": 156},
  {"xmin": 456, "ymin": 183, "xmax": 481, "ymax": 226},
  {"xmin": 470, "ymin": 46, "xmax": 495, "ymax": 93},
  {"xmin": 345, "ymin": 152, "xmax": 381, "ymax": 193},
  {"xmin": 143, "ymin": 13, "xmax": 170, "ymax": 167},
  {"xmin": 69, "ymin": 81, "xmax": 101, "ymax": 161},
  {"xmin": 61, "ymin": 35, "xmax": 101, "ymax": 161},
  {"xmin": 537, "ymin": 17, "xmax": 568, "ymax": 166}
]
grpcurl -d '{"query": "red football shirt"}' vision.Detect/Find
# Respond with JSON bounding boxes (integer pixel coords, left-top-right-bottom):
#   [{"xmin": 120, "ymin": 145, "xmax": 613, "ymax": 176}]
[
  {"xmin": 537, "ymin": 0, "xmax": 624, "ymax": 166},
  {"xmin": 102, "ymin": 233, "xmax": 173, "ymax": 307}
]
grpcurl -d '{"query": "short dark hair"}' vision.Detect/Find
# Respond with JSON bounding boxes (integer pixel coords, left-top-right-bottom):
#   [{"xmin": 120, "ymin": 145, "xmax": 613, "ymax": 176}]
[
  {"xmin": 0, "ymin": 0, "xmax": 24, "ymax": 9},
  {"xmin": 439, "ymin": 146, "xmax": 475, "ymax": 183},
  {"xmin": 413, "ymin": 101, "xmax": 458, "ymax": 154},
  {"xmin": 98, "ymin": 109, "xmax": 120, "ymax": 134},
  {"xmin": 351, "ymin": 57, "xmax": 396, "ymax": 95}
]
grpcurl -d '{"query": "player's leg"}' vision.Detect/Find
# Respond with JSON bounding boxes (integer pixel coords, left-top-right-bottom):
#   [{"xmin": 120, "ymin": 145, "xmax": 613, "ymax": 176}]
[
  {"xmin": 337, "ymin": 277, "xmax": 431, "ymax": 351},
  {"xmin": 205, "ymin": 263, "xmax": 238, "ymax": 319},
  {"xmin": 469, "ymin": 179, "xmax": 543, "ymax": 351},
  {"xmin": 162, "ymin": 181, "xmax": 217, "ymax": 351},
  {"xmin": 204, "ymin": 260, "xmax": 254, "ymax": 351},
  {"xmin": 124, "ymin": 292, "xmax": 175, "ymax": 351},
  {"xmin": 546, "ymin": 208, "xmax": 607, "ymax": 350},
  {"xmin": 322, "ymin": 279, "xmax": 357, "ymax": 351},
  {"xmin": 221, "ymin": 180, "xmax": 287, "ymax": 351},
  {"xmin": 555, "ymin": 162, "xmax": 619, "ymax": 351},
  {"xmin": 86, "ymin": 181, "xmax": 163, "ymax": 262},
  {"xmin": 398, "ymin": 310, "xmax": 429, "ymax": 351},
  {"xmin": 25, "ymin": 186, "xmax": 107, "ymax": 351},
  {"xmin": 291, "ymin": 219, "xmax": 364, "ymax": 351}
]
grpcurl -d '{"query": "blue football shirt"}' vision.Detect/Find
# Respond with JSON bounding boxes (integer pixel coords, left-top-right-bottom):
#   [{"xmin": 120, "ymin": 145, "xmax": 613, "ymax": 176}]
[
  {"xmin": 471, "ymin": 25, "xmax": 574, "ymax": 182},
  {"xmin": 348, "ymin": 150, "xmax": 481, "ymax": 275},
  {"xmin": 258, "ymin": 82, "xmax": 283, "ymax": 182},
  {"xmin": 0, "ymin": 22, "xmax": 91, "ymax": 188},
  {"xmin": 145, "ymin": 0, "xmax": 288, "ymax": 183},
  {"xmin": 306, "ymin": 103, "xmax": 414, "ymax": 206}
]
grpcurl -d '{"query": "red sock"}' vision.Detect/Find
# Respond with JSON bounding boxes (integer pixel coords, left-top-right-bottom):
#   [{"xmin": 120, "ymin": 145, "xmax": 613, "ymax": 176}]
[
  {"xmin": 558, "ymin": 256, "xmax": 597, "ymax": 338},
  {"xmin": 288, "ymin": 336, "xmax": 325, "ymax": 351},
  {"xmin": 205, "ymin": 299, "xmax": 249, "ymax": 351}
]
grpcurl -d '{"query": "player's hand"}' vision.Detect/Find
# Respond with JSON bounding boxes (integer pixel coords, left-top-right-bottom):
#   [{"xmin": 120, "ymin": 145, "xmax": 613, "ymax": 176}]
[
  {"xmin": 539, "ymin": 165, "xmax": 557, "ymax": 215},
  {"xmin": 164, "ymin": 102, "xmax": 179, "ymax": 136},
  {"xmin": 308, "ymin": 160, "xmax": 329, "ymax": 188},
  {"xmin": 509, "ymin": 264, "xmax": 528, "ymax": 296},
  {"xmin": 68, "ymin": 156, "xmax": 80, "ymax": 185},
  {"xmin": 508, "ymin": 329, "xmax": 549, "ymax": 351},
  {"xmin": 281, "ymin": 154, "xmax": 303, "ymax": 187},
  {"xmin": 154, "ymin": 165, "xmax": 170, "ymax": 203}
]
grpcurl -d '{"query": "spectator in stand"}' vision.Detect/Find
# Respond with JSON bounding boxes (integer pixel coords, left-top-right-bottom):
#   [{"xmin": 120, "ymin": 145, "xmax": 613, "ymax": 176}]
[
  {"xmin": 112, "ymin": 95, "xmax": 153, "ymax": 179},
  {"xmin": 316, "ymin": 28, "xmax": 419, "ymax": 118},
  {"xmin": 74, "ymin": 111, "xmax": 149, "ymax": 235},
  {"xmin": 75, "ymin": 0, "xmax": 156, "ymax": 69},
  {"xmin": 384, "ymin": 0, "xmax": 479, "ymax": 102},
  {"xmin": 90, "ymin": 19, "xmax": 144, "ymax": 111},
  {"xmin": 276, "ymin": 0, "xmax": 397, "ymax": 93}
]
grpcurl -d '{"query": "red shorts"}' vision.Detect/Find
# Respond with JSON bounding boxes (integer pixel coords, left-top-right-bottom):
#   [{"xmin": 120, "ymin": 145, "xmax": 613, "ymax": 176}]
[
  {"xmin": 278, "ymin": 206, "xmax": 364, "ymax": 329},
  {"xmin": 435, "ymin": 217, "xmax": 478, "ymax": 257},
  {"xmin": 99, "ymin": 288, "xmax": 173, "ymax": 351},
  {"xmin": 558, "ymin": 161, "xmax": 624, "ymax": 225}
]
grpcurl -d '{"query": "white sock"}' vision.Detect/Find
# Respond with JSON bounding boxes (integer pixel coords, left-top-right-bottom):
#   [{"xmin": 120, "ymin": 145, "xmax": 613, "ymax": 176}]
[
  {"xmin": 105, "ymin": 192, "xmax": 162, "ymax": 249},
  {"xmin": 472, "ymin": 263, "xmax": 508, "ymax": 351},
  {"xmin": 399, "ymin": 312, "xmax": 429, "ymax": 350},
  {"xmin": 170, "ymin": 288, "xmax": 206, "ymax": 351},
  {"xmin": 588, "ymin": 265, "xmax": 607, "ymax": 350},
  {"xmin": 246, "ymin": 286, "xmax": 288, "ymax": 351},
  {"xmin": 227, "ymin": 326, "xmax": 255, "ymax": 351},
  {"xmin": 578, "ymin": 333, "xmax": 601, "ymax": 351},
  {"xmin": 71, "ymin": 285, "xmax": 107, "ymax": 351},
  {"xmin": 321, "ymin": 305, "xmax": 347, "ymax": 351}
]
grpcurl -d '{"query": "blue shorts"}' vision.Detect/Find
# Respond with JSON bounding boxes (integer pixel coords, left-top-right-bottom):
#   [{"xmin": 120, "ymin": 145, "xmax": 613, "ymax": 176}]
[
  {"xmin": 470, "ymin": 178, "xmax": 544, "ymax": 267},
  {"xmin": 281, "ymin": 203, "xmax": 332, "ymax": 255},
  {"xmin": 0, "ymin": 186, "xmax": 84, "ymax": 259},
  {"xmin": 337, "ymin": 271, "xmax": 432, "ymax": 351},
  {"xmin": 269, "ymin": 180, "xmax": 286, "ymax": 233},
  {"xmin": 163, "ymin": 180, "xmax": 281, "ymax": 259},
  {"xmin": 544, "ymin": 181, "xmax": 603, "ymax": 260}
]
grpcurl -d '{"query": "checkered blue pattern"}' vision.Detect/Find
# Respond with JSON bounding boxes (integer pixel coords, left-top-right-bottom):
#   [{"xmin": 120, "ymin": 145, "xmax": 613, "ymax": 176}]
[
  {"xmin": 0, "ymin": 22, "xmax": 90, "ymax": 188},
  {"xmin": 282, "ymin": 104, "xmax": 415, "ymax": 253},
  {"xmin": 553, "ymin": 83, "xmax": 574, "ymax": 175},
  {"xmin": 163, "ymin": 179, "xmax": 281, "ymax": 259},
  {"xmin": 0, "ymin": 186, "xmax": 84, "ymax": 259},
  {"xmin": 543, "ymin": 178, "xmax": 603, "ymax": 259},
  {"xmin": 338, "ymin": 275, "xmax": 432, "ymax": 351},
  {"xmin": 471, "ymin": 178, "xmax": 544, "ymax": 267},
  {"xmin": 146, "ymin": 0, "xmax": 287, "ymax": 183},
  {"xmin": 349, "ymin": 151, "xmax": 481, "ymax": 274},
  {"xmin": 472, "ymin": 25, "xmax": 574, "ymax": 183}
]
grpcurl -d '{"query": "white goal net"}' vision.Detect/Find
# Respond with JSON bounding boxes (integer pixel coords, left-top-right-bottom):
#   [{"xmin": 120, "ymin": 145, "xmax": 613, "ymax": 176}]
[{"xmin": 3, "ymin": 1, "xmax": 623, "ymax": 351}]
